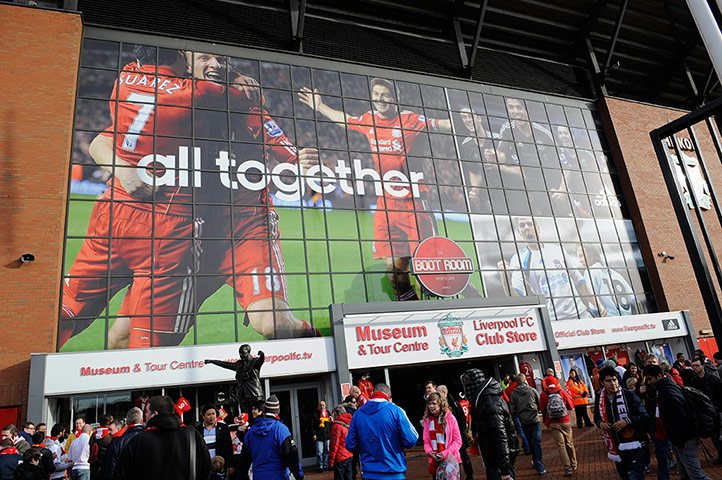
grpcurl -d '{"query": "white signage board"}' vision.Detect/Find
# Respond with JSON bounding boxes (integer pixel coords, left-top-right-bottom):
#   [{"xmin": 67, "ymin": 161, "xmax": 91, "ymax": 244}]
[
  {"xmin": 342, "ymin": 305, "xmax": 547, "ymax": 369},
  {"xmin": 552, "ymin": 312, "xmax": 687, "ymax": 350},
  {"xmin": 39, "ymin": 337, "xmax": 335, "ymax": 396}
]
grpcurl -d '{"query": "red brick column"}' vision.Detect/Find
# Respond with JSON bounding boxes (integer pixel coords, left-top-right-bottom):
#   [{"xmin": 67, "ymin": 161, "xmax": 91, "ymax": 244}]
[{"xmin": 0, "ymin": 4, "xmax": 82, "ymax": 419}]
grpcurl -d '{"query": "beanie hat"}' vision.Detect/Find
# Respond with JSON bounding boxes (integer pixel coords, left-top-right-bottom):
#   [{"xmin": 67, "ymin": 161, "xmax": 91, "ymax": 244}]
[
  {"xmin": 543, "ymin": 376, "xmax": 560, "ymax": 389},
  {"xmin": 460, "ymin": 368, "xmax": 486, "ymax": 399},
  {"xmin": 264, "ymin": 395, "xmax": 280, "ymax": 416}
]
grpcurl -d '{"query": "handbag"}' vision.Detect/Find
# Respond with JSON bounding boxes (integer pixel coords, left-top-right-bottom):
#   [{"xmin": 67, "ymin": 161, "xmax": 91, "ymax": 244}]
[{"xmin": 435, "ymin": 454, "xmax": 460, "ymax": 480}]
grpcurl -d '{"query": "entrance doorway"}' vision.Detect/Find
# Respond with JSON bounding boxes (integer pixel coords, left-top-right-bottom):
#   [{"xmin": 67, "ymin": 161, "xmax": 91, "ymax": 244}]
[
  {"xmin": 356, "ymin": 355, "xmax": 520, "ymax": 436},
  {"xmin": 271, "ymin": 383, "xmax": 321, "ymax": 465}
]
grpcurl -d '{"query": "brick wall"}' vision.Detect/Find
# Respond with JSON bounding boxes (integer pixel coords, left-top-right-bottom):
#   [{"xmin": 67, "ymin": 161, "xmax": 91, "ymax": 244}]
[
  {"xmin": 601, "ymin": 97, "xmax": 722, "ymax": 339},
  {"xmin": 0, "ymin": 5, "xmax": 81, "ymax": 419}
]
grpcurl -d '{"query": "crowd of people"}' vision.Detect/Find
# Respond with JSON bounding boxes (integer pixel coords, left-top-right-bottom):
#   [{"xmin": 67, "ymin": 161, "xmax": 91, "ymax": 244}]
[{"xmin": 3, "ymin": 347, "xmax": 722, "ymax": 480}]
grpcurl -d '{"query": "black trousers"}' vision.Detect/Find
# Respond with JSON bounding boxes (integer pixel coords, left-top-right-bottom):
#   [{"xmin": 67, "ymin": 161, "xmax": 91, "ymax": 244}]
[{"xmin": 574, "ymin": 404, "xmax": 594, "ymax": 427}]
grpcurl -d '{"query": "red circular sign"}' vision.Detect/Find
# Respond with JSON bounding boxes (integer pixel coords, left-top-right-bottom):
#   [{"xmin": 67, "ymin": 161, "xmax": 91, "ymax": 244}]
[{"xmin": 412, "ymin": 236, "xmax": 473, "ymax": 297}]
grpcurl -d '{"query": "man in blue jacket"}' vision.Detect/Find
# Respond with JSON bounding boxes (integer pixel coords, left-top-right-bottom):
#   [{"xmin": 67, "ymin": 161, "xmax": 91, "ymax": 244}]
[
  {"xmin": 345, "ymin": 383, "xmax": 419, "ymax": 480},
  {"xmin": 239, "ymin": 395, "xmax": 304, "ymax": 480}
]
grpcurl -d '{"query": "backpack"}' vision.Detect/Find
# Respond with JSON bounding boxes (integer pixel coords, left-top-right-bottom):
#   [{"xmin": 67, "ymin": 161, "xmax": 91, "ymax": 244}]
[
  {"xmin": 546, "ymin": 392, "xmax": 567, "ymax": 420},
  {"xmin": 682, "ymin": 386, "xmax": 720, "ymax": 438}
]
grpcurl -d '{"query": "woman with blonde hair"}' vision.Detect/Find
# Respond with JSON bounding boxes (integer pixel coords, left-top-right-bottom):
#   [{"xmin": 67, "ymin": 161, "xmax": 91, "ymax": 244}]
[{"xmin": 423, "ymin": 391, "xmax": 462, "ymax": 479}]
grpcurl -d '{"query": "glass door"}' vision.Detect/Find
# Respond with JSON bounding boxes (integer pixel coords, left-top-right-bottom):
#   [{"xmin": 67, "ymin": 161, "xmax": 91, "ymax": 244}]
[{"xmin": 271, "ymin": 383, "xmax": 321, "ymax": 464}]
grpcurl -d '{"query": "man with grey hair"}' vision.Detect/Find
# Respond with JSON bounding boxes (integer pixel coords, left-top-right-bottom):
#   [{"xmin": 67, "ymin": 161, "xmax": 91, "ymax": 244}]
[
  {"xmin": 104, "ymin": 407, "xmax": 144, "ymax": 480},
  {"xmin": 346, "ymin": 383, "xmax": 418, "ymax": 479}
]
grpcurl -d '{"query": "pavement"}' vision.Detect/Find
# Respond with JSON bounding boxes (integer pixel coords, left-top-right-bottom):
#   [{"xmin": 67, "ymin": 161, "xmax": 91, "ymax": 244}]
[{"xmin": 302, "ymin": 426, "xmax": 722, "ymax": 479}]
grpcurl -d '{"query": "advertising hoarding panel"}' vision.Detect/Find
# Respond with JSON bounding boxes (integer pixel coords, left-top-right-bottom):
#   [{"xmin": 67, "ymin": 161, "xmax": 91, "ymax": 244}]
[
  {"xmin": 342, "ymin": 305, "xmax": 547, "ymax": 369},
  {"xmin": 40, "ymin": 337, "xmax": 335, "ymax": 396},
  {"xmin": 552, "ymin": 311, "xmax": 687, "ymax": 349},
  {"xmin": 61, "ymin": 36, "xmax": 656, "ymax": 352}
]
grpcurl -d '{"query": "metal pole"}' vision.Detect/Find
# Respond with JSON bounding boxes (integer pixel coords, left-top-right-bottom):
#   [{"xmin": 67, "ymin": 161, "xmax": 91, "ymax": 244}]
[{"xmin": 687, "ymin": 0, "xmax": 722, "ymax": 85}]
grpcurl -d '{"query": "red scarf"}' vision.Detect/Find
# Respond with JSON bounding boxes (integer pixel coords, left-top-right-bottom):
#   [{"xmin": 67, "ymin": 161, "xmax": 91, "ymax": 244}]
[
  {"xmin": 427, "ymin": 413, "xmax": 446, "ymax": 476},
  {"xmin": 0, "ymin": 447, "xmax": 19, "ymax": 455},
  {"xmin": 370, "ymin": 391, "xmax": 389, "ymax": 401},
  {"xmin": 49, "ymin": 436, "xmax": 65, "ymax": 454},
  {"xmin": 428, "ymin": 414, "xmax": 446, "ymax": 453},
  {"xmin": 599, "ymin": 388, "xmax": 641, "ymax": 462}
]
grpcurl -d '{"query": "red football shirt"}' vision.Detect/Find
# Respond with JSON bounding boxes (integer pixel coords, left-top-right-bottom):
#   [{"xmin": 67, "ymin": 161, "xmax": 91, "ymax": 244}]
[
  {"xmin": 348, "ymin": 110, "xmax": 440, "ymax": 199},
  {"xmin": 105, "ymin": 63, "xmax": 249, "ymax": 213}
]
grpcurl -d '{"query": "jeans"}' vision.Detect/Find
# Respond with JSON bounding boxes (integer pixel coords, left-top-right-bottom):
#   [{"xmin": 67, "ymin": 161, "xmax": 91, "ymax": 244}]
[
  {"xmin": 549, "ymin": 422, "xmax": 577, "ymax": 471},
  {"xmin": 674, "ymin": 439, "xmax": 712, "ymax": 480},
  {"xmin": 647, "ymin": 418, "xmax": 670, "ymax": 480},
  {"xmin": 653, "ymin": 438, "xmax": 671, "ymax": 480},
  {"xmin": 316, "ymin": 439, "xmax": 330, "ymax": 468},
  {"xmin": 615, "ymin": 448, "xmax": 646, "ymax": 480},
  {"xmin": 71, "ymin": 469, "xmax": 90, "ymax": 480},
  {"xmin": 515, "ymin": 416, "xmax": 530, "ymax": 453},
  {"xmin": 522, "ymin": 421, "xmax": 545, "ymax": 473},
  {"xmin": 333, "ymin": 457, "xmax": 352, "ymax": 480}
]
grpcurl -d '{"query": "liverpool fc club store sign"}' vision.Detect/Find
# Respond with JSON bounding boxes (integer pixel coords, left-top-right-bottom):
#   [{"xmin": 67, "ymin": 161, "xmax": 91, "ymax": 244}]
[{"xmin": 341, "ymin": 306, "xmax": 546, "ymax": 369}]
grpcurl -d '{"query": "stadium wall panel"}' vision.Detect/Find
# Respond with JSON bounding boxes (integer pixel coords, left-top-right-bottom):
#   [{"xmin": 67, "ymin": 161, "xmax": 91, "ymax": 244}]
[{"xmin": 0, "ymin": 4, "xmax": 81, "ymax": 419}]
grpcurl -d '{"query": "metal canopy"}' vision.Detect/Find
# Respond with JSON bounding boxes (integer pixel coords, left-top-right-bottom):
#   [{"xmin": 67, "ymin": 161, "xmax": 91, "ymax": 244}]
[
  {"xmin": 294, "ymin": 0, "xmax": 720, "ymax": 108},
  {"xmin": 43, "ymin": 0, "xmax": 722, "ymax": 109}
]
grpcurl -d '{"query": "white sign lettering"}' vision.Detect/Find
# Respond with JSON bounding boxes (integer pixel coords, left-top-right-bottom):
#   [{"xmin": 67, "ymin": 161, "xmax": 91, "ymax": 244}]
[{"xmin": 552, "ymin": 311, "xmax": 687, "ymax": 349}]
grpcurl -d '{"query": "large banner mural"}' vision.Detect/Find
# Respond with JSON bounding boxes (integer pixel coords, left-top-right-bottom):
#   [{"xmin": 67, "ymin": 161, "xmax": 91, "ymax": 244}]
[{"xmin": 61, "ymin": 37, "xmax": 655, "ymax": 351}]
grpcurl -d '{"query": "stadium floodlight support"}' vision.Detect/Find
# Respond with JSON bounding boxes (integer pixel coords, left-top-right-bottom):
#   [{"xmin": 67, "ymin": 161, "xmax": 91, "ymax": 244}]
[
  {"xmin": 650, "ymin": 96, "xmax": 722, "ymax": 345},
  {"xmin": 687, "ymin": 0, "xmax": 722, "ymax": 87}
]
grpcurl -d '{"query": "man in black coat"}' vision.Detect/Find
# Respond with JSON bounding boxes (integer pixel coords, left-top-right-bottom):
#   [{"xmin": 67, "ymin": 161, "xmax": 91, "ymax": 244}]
[
  {"xmin": 461, "ymin": 368, "xmax": 518, "ymax": 480},
  {"xmin": 29, "ymin": 432, "xmax": 54, "ymax": 478},
  {"xmin": 196, "ymin": 404, "xmax": 233, "ymax": 475},
  {"xmin": 312, "ymin": 401, "xmax": 331, "ymax": 473},
  {"xmin": 104, "ymin": 407, "xmax": 144, "ymax": 480},
  {"xmin": 0, "ymin": 438, "xmax": 21, "ymax": 480},
  {"xmin": 689, "ymin": 357, "xmax": 722, "ymax": 463},
  {"xmin": 644, "ymin": 364, "xmax": 712, "ymax": 480},
  {"xmin": 113, "ymin": 396, "xmax": 210, "ymax": 480}
]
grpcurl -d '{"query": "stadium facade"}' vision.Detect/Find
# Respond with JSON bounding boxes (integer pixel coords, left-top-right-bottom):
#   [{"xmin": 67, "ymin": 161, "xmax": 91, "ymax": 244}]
[{"xmin": 2, "ymin": 0, "xmax": 721, "ymax": 461}]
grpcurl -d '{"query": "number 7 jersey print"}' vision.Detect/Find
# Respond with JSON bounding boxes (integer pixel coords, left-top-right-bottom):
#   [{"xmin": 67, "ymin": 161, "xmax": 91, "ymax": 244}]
[{"xmin": 105, "ymin": 62, "xmax": 247, "ymax": 214}]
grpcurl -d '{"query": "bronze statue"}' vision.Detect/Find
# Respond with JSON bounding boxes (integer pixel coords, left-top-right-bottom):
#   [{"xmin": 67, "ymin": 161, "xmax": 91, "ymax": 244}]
[{"xmin": 205, "ymin": 344, "xmax": 265, "ymax": 414}]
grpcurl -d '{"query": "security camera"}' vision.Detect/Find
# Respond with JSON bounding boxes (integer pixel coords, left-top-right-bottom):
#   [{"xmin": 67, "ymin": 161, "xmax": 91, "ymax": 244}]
[
  {"xmin": 19, "ymin": 254, "xmax": 35, "ymax": 263},
  {"xmin": 657, "ymin": 251, "xmax": 667, "ymax": 257}
]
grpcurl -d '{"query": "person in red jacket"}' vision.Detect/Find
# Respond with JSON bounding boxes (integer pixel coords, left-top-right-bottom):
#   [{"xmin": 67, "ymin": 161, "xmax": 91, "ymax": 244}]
[
  {"xmin": 328, "ymin": 406, "xmax": 353, "ymax": 480},
  {"xmin": 540, "ymin": 377, "xmax": 577, "ymax": 476}
]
